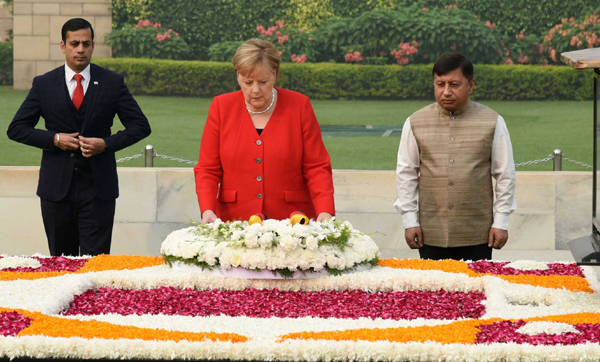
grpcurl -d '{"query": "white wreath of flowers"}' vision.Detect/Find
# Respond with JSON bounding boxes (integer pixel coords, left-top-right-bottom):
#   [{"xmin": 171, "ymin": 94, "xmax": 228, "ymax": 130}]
[{"xmin": 160, "ymin": 218, "xmax": 381, "ymax": 277}]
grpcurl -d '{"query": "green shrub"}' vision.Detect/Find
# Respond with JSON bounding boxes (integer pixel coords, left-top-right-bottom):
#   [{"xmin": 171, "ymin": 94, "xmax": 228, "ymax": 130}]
[
  {"xmin": 111, "ymin": 0, "xmax": 152, "ymax": 29},
  {"xmin": 93, "ymin": 58, "xmax": 593, "ymax": 101},
  {"xmin": 314, "ymin": 7, "xmax": 503, "ymax": 65},
  {"xmin": 399, "ymin": 0, "xmax": 597, "ymax": 39},
  {"xmin": 142, "ymin": 0, "xmax": 288, "ymax": 60},
  {"xmin": 544, "ymin": 12, "xmax": 600, "ymax": 64},
  {"xmin": 256, "ymin": 20, "xmax": 318, "ymax": 63},
  {"xmin": 111, "ymin": 0, "xmax": 596, "ymax": 62},
  {"xmin": 503, "ymin": 34, "xmax": 546, "ymax": 65},
  {"xmin": 0, "ymin": 41, "xmax": 13, "ymax": 85},
  {"xmin": 208, "ymin": 41, "xmax": 244, "ymax": 62},
  {"xmin": 282, "ymin": 0, "xmax": 393, "ymax": 32},
  {"xmin": 106, "ymin": 20, "xmax": 190, "ymax": 60}
]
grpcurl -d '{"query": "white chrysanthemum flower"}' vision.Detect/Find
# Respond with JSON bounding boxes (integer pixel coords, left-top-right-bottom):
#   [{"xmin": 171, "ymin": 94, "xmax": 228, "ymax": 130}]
[
  {"xmin": 262, "ymin": 219, "xmax": 279, "ymax": 231},
  {"xmin": 211, "ymin": 218, "xmax": 222, "ymax": 230},
  {"xmin": 0, "ymin": 256, "xmax": 42, "ymax": 270},
  {"xmin": 291, "ymin": 223, "xmax": 310, "ymax": 237},
  {"xmin": 276, "ymin": 223, "xmax": 293, "ymax": 237},
  {"xmin": 231, "ymin": 230, "xmax": 244, "ymax": 241},
  {"xmin": 505, "ymin": 260, "xmax": 550, "ymax": 271},
  {"xmin": 517, "ymin": 321, "xmax": 580, "ymax": 335},
  {"xmin": 279, "ymin": 234, "xmax": 299, "ymax": 252},
  {"xmin": 258, "ymin": 232, "xmax": 274, "ymax": 248},
  {"xmin": 305, "ymin": 235, "xmax": 319, "ymax": 250},
  {"xmin": 244, "ymin": 234, "xmax": 259, "ymax": 248}
]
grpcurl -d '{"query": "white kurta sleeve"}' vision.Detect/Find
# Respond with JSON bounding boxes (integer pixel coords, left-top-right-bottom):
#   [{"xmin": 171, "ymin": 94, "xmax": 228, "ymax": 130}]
[
  {"xmin": 491, "ymin": 115, "xmax": 517, "ymax": 230},
  {"xmin": 394, "ymin": 117, "xmax": 421, "ymax": 228}
]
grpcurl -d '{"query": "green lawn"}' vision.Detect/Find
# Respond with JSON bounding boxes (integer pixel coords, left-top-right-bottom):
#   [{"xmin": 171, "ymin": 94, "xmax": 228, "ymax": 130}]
[{"xmin": 0, "ymin": 86, "xmax": 593, "ymax": 170}]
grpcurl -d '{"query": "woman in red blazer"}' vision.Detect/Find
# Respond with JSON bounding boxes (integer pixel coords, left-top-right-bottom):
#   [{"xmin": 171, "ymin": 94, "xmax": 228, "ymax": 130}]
[{"xmin": 194, "ymin": 39, "xmax": 335, "ymax": 223}]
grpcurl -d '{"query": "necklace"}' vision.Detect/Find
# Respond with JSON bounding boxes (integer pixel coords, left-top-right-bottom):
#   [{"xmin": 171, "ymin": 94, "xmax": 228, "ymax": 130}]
[{"xmin": 246, "ymin": 89, "xmax": 276, "ymax": 115}]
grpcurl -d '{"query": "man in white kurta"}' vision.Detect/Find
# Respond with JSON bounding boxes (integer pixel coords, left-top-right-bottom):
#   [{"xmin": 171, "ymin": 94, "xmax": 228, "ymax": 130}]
[{"xmin": 395, "ymin": 53, "xmax": 516, "ymax": 261}]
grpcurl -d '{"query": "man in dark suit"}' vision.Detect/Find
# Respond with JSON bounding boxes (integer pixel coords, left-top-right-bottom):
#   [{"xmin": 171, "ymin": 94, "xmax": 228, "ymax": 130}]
[{"xmin": 7, "ymin": 18, "xmax": 151, "ymax": 256}]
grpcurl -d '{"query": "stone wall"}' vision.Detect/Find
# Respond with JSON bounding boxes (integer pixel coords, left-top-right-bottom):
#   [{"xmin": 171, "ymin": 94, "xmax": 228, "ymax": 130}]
[
  {"xmin": 0, "ymin": 168, "xmax": 591, "ymax": 257},
  {"xmin": 12, "ymin": 0, "xmax": 111, "ymax": 90},
  {"xmin": 0, "ymin": 5, "xmax": 10, "ymax": 42}
]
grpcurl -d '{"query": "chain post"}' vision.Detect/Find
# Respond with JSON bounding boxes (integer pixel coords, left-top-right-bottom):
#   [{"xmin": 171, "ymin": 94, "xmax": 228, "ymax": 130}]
[
  {"xmin": 553, "ymin": 149, "xmax": 562, "ymax": 171},
  {"xmin": 145, "ymin": 145, "xmax": 154, "ymax": 167}
]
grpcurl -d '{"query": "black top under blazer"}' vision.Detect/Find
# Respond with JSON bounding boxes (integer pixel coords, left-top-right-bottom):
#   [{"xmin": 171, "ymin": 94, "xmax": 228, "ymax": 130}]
[{"xmin": 7, "ymin": 64, "xmax": 151, "ymax": 201}]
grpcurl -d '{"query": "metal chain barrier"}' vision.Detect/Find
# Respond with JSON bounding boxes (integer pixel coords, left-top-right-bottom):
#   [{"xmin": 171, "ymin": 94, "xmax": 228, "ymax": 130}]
[
  {"xmin": 563, "ymin": 157, "xmax": 593, "ymax": 169},
  {"xmin": 153, "ymin": 151, "xmax": 197, "ymax": 165},
  {"xmin": 514, "ymin": 154, "xmax": 553, "ymax": 168},
  {"xmin": 117, "ymin": 146, "xmax": 593, "ymax": 169},
  {"xmin": 116, "ymin": 152, "xmax": 144, "ymax": 163}
]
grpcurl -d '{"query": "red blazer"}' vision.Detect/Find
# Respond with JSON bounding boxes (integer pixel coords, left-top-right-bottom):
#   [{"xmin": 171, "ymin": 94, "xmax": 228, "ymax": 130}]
[{"xmin": 194, "ymin": 88, "xmax": 335, "ymax": 221}]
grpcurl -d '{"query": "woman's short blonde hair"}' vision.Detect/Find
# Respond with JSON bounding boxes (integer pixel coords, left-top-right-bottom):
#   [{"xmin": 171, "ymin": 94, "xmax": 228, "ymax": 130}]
[{"xmin": 232, "ymin": 38, "xmax": 281, "ymax": 79}]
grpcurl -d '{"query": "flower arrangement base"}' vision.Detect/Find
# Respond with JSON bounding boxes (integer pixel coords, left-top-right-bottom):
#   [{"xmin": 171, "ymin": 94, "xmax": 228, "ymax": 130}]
[{"xmin": 2, "ymin": 254, "xmax": 600, "ymax": 361}]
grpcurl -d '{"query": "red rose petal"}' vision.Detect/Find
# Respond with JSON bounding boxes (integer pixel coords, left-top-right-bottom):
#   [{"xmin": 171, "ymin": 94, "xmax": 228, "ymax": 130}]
[{"xmin": 63, "ymin": 287, "xmax": 486, "ymax": 320}]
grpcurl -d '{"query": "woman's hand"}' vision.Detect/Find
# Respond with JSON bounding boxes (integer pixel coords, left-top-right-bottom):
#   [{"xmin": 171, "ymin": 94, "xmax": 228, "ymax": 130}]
[
  {"xmin": 316, "ymin": 212, "xmax": 333, "ymax": 222},
  {"xmin": 201, "ymin": 210, "xmax": 217, "ymax": 224}
]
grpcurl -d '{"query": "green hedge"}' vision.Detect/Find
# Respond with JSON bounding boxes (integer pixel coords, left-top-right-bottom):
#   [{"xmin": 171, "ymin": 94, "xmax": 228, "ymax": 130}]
[
  {"xmin": 0, "ymin": 42, "xmax": 13, "ymax": 86},
  {"xmin": 93, "ymin": 58, "xmax": 593, "ymax": 101}
]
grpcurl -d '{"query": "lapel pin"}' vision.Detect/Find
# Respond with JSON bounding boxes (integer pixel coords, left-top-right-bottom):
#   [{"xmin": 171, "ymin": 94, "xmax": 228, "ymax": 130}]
[{"xmin": 94, "ymin": 81, "xmax": 99, "ymax": 85}]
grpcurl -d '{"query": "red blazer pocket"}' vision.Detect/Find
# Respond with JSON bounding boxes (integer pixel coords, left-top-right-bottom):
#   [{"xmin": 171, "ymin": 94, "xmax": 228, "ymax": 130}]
[
  {"xmin": 218, "ymin": 190, "xmax": 237, "ymax": 203},
  {"xmin": 284, "ymin": 190, "xmax": 309, "ymax": 203}
]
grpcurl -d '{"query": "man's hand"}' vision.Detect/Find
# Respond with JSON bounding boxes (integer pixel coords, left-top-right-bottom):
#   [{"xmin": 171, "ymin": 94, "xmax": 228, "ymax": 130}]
[
  {"xmin": 405, "ymin": 226, "xmax": 424, "ymax": 249},
  {"xmin": 79, "ymin": 136, "xmax": 107, "ymax": 158},
  {"xmin": 201, "ymin": 210, "xmax": 217, "ymax": 224},
  {"xmin": 488, "ymin": 227, "xmax": 508, "ymax": 249},
  {"xmin": 316, "ymin": 212, "xmax": 333, "ymax": 222},
  {"xmin": 54, "ymin": 132, "xmax": 80, "ymax": 151}
]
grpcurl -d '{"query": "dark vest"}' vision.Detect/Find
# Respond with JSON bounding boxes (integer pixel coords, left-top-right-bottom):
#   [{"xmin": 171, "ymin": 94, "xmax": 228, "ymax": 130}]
[{"xmin": 63, "ymin": 81, "xmax": 93, "ymax": 180}]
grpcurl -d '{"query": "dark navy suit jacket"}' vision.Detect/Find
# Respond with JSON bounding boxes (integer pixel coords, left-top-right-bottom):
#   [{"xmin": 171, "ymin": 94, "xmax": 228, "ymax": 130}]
[{"xmin": 7, "ymin": 64, "xmax": 151, "ymax": 201}]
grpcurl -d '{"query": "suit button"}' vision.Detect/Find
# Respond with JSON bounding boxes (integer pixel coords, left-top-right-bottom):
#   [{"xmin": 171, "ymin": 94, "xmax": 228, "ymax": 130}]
[
  {"xmin": 449, "ymin": 159, "xmax": 454, "ymax": 164},
  {"xmin": 449, "ymin": 182, "xmax": 454, "ymax": 187},
  {"xmin": 257, "ymin": 193, "xmax": 263, "ymax": 199},
  {"xmin": 256, "ymin": 140, "xmax": 262, "ymax": 146},
  {"xmin": 449, "ymin": 205, "xmax": 453, "ymax": 209},
  {"xmin": 256, "ymin": 158, "xmax": 262, "ymax": 164},
  {"xmin": 257, "ymin": 176, "xmax": 262, "ymax": 181},
  {"xmin": 70, "ymin": 153, "xmax": 75, "ymax": 158}
]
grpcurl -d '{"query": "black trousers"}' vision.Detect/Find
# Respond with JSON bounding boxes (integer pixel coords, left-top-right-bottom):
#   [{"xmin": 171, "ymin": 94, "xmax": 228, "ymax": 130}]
[
  {"xmin": 418, "ymin": 243, "xmax": 492, "ymax": 261},
  {"xmin": 40, "ymin": 171, "xmax": 115, "ymax": 256}
]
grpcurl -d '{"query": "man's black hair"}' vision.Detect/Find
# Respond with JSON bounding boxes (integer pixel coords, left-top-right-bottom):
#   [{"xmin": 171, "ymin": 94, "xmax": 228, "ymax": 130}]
[
  {"xmin": 61, "ymin": 18, "xmax": 94, "ymax": 42},
  {"xmin": 432, "ymin": 53, "xmax": 473, "ymax": 81}
]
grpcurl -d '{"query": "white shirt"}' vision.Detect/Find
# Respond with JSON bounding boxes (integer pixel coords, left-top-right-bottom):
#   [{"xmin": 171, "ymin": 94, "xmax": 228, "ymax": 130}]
[
  {"xmin": 394, "ymin": 114, "xmax": 517, "ymax": 230},
  {"xmin": 64, "ymin": 63, "xmax": 91, "ymax": 99}
]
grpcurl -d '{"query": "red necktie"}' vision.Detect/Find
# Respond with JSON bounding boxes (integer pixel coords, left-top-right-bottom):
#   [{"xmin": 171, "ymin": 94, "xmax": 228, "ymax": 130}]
[{"xmin": 72, "ymin": 74, "xmax": 84, "ymax": 110}]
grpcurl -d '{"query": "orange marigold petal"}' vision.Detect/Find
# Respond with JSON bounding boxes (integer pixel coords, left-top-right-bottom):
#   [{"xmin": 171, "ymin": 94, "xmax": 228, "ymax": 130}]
[
  {"xmin": 279, "ymin": 319, "xmax": 501, "ymax": 344},
  {"xmin": 77, "ymin": 255, "xmax": 165, "ymax": 273},
  {"xmin": 0, "ymin": 307, "xmax": 246, "ymax": 343},
  {"xmin": 377, "ymin": 258, "xmax": 477, "ymax": 277},
  {"xmin": 498, "ymin": 275, "xmax": 592, "ymax": 293},
  {"xmin": 525, "ymin": 312, "xmax": 600, "ymax": 325}
]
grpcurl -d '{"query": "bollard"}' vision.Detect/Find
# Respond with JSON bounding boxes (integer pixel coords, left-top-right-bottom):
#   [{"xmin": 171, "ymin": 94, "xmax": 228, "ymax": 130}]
[
  {"xmin": 145, "ymin": 145, "xmax": 154, "ymax": 167},
  {"xmin": 553, "ymin": 149, "xmax": 562, "ymax": 171}
]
